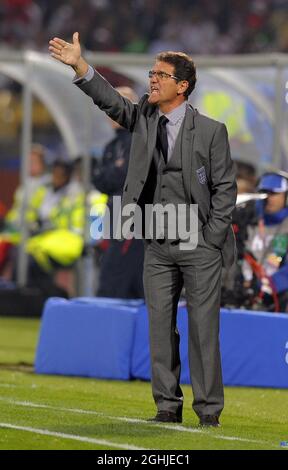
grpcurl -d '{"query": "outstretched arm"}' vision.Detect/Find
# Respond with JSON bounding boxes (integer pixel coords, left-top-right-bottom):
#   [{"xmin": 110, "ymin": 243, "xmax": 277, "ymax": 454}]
[
  {"xmin": 49, "ymin": 32, "xmax": 88, "ymax": 78},
  {"xmin": 49, "ymin": 32, "xmax": 138, "ymax": 130}
]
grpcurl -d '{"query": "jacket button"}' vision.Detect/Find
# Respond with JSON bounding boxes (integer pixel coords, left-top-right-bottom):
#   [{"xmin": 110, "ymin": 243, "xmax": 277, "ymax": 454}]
[
  {"xmin": 140, "ymin": 180, "xmax": 145, "ymax": 185},
  {"xmin": 133, "ymin": 197, "xmax": 137, "ymax": 202}
]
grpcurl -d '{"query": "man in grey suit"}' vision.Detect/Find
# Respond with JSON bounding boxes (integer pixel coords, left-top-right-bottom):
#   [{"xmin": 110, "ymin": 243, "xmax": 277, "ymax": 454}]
[{"xmin": 49, "ymin": 32, "xmax": 237, "ymax": 427}]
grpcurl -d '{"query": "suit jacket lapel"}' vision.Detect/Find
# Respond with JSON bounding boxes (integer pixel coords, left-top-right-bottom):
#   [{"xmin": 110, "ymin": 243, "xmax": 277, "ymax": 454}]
[{"xmin": 181, "ymin": 105, "xmax": 195, "ymax": 204}]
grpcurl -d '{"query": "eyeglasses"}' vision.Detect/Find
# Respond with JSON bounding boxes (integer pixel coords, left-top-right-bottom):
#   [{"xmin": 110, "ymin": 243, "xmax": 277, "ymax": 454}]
[{"xmin": 148, "ymin": 70, "xmax": 181, "ymax": 81}]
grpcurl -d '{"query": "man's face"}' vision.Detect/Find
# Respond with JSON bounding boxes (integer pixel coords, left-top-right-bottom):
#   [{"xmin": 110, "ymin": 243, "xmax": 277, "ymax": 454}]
[
  {"xmin": 237, "ymin": 177, "xmax": 255, "ymax": 194},
  {"xmin": 52, "ymin": 166, "xmax": 69, "ymax": 190},
  {"xmin": 265, "ymin": 192, "xmax": 286, "ymax": 213},
  {"xmin": 148, "ymin": 61, "xmax": 187, "ymax": 108},
  {"xmin": 30, "ymin": 151, "xmax": 44, "ymax": 177}
]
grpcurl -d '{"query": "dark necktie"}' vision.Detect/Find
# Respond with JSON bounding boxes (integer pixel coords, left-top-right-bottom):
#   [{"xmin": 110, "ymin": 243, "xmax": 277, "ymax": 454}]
[{"xmin": 157, "ymin": 115, "xmax": 169, "ymax": 164}]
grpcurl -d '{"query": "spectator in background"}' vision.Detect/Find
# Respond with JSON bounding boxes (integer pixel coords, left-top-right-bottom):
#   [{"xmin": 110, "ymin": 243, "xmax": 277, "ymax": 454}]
[
  {"xmin": 235, "ymin": 160, "xmax": 257, "ymax": 194},
  {"xmin": 232, "ymin": 161, "xmax": 258, "ymax": 258},
  {"xmin": 68, "ymin": 156, "xmax": 86, "ymax": 200},
  {"xmin": 221, "ymin": 160, "xmax": 258, "ymax": 308},
  {"xmin": 1, "ymin": 0, "xmax": 288, "ymax": 54},
  {"xmin": 92, "ymin": 86, "xmax": 144, "ymax": 299},
  {"xmin": 0, "ymin": 144, "xmax": 50, "ymax": 278},
  {"xmin": 1, "ymin": 0, "xmax": 42, "ymax": 49},
  {"xmin": 148, "ymin": 5, "xmax": 183, "ymax": 54},
  {"xmin": 4, "ymin": 143, "xmax": 50, "ymax": 237},
  {"xmin": 25, "ymin": 159, "xmax": 85, "ymax": 296},
  {"xmin": 242, "ymin": 172, "xmax": 288, "ymax": 313}
]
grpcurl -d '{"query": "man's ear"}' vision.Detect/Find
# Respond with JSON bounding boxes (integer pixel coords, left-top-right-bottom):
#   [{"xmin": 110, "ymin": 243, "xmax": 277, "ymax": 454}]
[{"xmin": 177, "ymin": 80, "xmax": 189, "ymax": 96}]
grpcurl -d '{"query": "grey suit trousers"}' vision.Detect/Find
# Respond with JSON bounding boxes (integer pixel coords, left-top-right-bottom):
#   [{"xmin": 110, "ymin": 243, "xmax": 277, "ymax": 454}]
[{"xmin": 143, "ymin": 230, "xmax": 224, "ymax": 419}]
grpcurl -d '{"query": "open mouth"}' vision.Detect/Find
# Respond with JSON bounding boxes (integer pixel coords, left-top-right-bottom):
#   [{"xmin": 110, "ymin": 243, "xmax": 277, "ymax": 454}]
[{"xmin": 150, "ymin": 86, "xmax": 160, "ymax": 95}]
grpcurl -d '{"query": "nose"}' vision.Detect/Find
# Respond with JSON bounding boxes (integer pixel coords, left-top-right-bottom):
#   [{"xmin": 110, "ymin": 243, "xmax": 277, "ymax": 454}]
[{"xmin": 150, "ymin": 73, "xmax": 159, "ymax": 84}]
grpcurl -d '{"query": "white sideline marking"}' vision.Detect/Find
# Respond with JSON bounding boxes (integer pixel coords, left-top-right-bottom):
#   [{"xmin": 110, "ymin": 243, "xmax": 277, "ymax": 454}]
[
  {"xmin": 0, "ymin": 384, "xmax": 19, "ymax": 389},
  {"xmin": 0, "ymin": 422, "xmax": 145, "ymax": 450},
  {"xmin": 0, "ymin": 397, "xmax": 272, "ymax": 447}
]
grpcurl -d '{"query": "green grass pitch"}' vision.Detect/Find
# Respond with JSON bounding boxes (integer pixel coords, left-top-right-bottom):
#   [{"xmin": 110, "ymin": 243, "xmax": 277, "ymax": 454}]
[{"xmin": 0, "ymin": 316, "xmax": 287, "ymax": 450}]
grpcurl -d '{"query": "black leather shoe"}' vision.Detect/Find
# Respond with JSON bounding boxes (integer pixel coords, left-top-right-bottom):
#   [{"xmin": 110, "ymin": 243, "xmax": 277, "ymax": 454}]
[
  {"xmin": 148, "ymin": 410, "xmax": 182, "ymax": 423},
  {"xmin": 198, "ymin": 415, "xmax": 220, "ymax": 428}
]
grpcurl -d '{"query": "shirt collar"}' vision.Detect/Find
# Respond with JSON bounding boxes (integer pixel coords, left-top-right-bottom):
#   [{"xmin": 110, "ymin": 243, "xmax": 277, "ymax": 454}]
[{"xmin": 159, "ymin": 101, "xmax": 187, "ymax": 125}]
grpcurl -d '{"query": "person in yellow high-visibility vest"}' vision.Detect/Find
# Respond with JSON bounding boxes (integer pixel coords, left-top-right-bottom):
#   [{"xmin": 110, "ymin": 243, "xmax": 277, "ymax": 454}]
[
  {"xmin": 0, "ymin": 144, "xmax": 50, "ymax": 277},
  {"xmin": 3, "ymin": 144, "xmax": 50, "ymax": 243},
  {"xmin": 25, "ymin": 160, "xmax": 84, "ymax": 278},
  {"xmin": 26, "ymin": 159, "xmax": 108, "ymax": 295}
]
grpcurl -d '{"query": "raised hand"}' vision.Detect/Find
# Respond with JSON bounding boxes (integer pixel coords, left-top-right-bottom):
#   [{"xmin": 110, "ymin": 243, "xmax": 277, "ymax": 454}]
[{"xmin": 49, "ymin": 32, "xmax": 88, "ymax": 76}]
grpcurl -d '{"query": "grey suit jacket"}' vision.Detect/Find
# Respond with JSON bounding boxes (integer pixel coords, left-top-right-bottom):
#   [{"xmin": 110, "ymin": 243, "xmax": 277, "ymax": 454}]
[{"xmin": 77, "ymin": 70, "xmax": 237, "ymax": 268}]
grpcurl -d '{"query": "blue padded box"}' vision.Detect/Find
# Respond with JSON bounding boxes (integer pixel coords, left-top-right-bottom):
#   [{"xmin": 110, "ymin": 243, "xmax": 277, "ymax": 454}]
[{"xmin": 35, "ymin": 297, "xmax": 143, "ymax": 380}]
